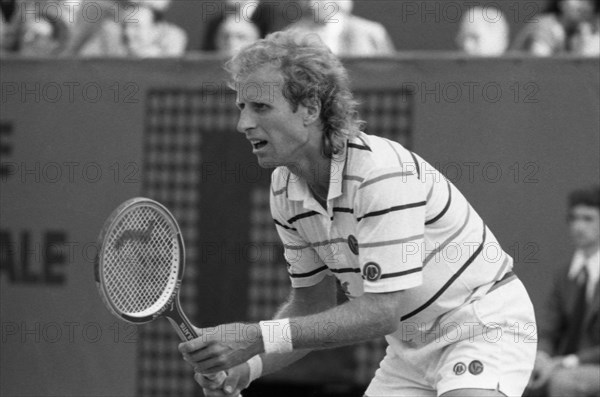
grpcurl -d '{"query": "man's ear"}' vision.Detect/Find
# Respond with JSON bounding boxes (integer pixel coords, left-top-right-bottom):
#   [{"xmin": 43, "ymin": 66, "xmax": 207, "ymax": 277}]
[{"xmin": 303, "ymin": 97, "xmax": 321, "ymax": 126}]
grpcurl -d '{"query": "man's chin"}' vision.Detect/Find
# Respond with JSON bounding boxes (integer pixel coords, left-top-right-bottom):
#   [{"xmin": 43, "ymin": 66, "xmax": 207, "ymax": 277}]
[{"xmin": 256, "ymin": 158, "xmax": 279, "ymax": 169}]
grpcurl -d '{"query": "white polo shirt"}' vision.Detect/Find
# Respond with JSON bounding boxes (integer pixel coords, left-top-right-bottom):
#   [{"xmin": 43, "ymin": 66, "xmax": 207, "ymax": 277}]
[{"xmin": 270, "ymin": 132, "xmax": 513, "ymax": 340}]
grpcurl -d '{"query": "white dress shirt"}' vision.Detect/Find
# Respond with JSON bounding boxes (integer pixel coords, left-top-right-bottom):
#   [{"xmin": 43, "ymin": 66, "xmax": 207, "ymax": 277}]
[{"xmin": 568, "ymin": 248, "xmax": 600, "ymax": 302}]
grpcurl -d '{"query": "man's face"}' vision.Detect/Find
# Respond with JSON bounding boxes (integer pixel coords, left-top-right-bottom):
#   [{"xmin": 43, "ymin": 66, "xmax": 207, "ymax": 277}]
[
  {"xmin": 216, "ymin": 18, "xmax": 259, "ymax": 56},
  {"xmin": 568, "ymin": 205, "xmax": 600, "ymax": 250},
  {"xmin": 560, "ymin": 0, "xmax": 595, "ymax": 24},
  {"xmin": 457, "ymin": 22, "xmax": 506, "ymax": 56},
  {"xmin": 235, "ymin": 66, "xmax": 321, "ymax": 168},
  {"xmin": 124, "ymin": 6, "xmax": 154, "ymax": 47}
]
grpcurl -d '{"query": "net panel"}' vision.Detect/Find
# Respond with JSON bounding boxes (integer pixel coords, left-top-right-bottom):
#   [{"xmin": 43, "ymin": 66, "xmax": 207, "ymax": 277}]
[{"xmin": 138, "ymin": 88, "xmax": 226, "ymax": 396}]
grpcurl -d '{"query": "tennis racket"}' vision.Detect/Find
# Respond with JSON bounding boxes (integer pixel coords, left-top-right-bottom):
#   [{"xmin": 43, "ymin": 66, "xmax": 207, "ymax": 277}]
[{"xmin": 94, "ymin": 197, "xmax": 226, "ymax": 387}]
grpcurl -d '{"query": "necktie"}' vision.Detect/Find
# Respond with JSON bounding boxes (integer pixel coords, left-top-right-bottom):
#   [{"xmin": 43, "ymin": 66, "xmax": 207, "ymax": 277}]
[{"xmin": 563, "ymin": 265, "xmax": 589, "ymax": 355}]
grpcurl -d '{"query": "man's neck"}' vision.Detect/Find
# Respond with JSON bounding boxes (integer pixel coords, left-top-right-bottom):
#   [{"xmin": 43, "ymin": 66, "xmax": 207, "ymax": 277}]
[{"xmin": 288, "ymin": 155, "xmax": 331, "ymax": 198}]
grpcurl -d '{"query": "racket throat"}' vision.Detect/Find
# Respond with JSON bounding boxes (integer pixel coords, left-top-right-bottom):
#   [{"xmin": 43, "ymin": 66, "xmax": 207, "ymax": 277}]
[{"xmin": 166, "ymin": 299, "xmax": 199, "ymax": 341}]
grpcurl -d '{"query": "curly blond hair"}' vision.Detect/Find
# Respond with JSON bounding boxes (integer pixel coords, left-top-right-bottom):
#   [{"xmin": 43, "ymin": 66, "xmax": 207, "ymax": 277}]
[{"xmin": 224, "ymin": 31, "xmax": 363, "ymax": 158}]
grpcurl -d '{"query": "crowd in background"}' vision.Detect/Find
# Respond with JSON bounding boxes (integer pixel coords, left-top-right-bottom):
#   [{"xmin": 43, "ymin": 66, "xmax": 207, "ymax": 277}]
[{"xmin": 1, "ymin": 0, "xmax": 599, "ymax": 58}]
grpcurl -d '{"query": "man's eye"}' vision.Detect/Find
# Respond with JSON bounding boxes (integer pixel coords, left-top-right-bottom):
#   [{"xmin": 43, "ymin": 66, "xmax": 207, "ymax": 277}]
[{"xmin": 253, "ymin": 103, "xmax": 268, "ymax": 111}]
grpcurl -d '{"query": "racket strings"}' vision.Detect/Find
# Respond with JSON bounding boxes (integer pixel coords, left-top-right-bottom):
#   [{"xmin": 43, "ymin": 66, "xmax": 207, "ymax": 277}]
[{"xmin": 103, "ymin": 207, "xmax": 178, "ymax": 314}]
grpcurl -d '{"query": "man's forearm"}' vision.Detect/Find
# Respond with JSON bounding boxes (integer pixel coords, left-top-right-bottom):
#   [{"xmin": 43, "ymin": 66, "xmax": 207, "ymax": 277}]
[
  {"xmin": 288, "ymin": 291, "xmax": 400, "ymax": 350},
  {"xmin": 259, "ymin": 291, "xmax": 401, "ymax": 356},
  {"xmin": 259, "ymin": 291, "xmax": 332, "ymax": 376},
  {"xmin": 256, "ymin": 293, "xmax": 401, "ymax": 382}
]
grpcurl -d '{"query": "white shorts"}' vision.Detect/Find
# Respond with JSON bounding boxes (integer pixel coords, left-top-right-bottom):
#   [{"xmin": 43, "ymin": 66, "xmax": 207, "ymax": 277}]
[{"xmin": 365, "ymin": 276, "xmax": 537, "ymax": 397}]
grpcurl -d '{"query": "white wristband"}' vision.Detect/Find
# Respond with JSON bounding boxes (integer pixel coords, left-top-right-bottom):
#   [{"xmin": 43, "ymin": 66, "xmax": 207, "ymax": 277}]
[
  {"xmin": 259, "ymin": 319, "xmax": 293, "ymax": 354},
  {"xmin": 247, "ymin": 355, "xmax": 263, "ymax": 383}
]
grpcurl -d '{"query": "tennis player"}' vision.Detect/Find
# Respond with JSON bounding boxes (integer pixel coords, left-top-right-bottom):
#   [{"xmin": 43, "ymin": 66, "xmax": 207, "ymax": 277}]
[{"xmin": 179, "ymin": 31, "xmax": 537, "ymax": 397}]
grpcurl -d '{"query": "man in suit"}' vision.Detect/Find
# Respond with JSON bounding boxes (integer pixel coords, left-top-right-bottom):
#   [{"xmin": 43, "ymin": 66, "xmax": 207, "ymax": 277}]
[{"xmin": 528, "ymin": 185, "xmax": 600, "ymax": 396}]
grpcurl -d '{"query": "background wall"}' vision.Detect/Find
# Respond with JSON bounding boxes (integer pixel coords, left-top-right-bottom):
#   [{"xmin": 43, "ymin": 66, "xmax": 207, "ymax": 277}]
[{"xmin": 1, "ymin": 55, "xmax": 599, "ymax": 396}]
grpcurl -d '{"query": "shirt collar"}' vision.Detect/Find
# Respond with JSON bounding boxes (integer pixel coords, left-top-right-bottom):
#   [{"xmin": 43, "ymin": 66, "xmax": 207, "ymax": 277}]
[
  {"xmin": 286, "ymin": 150, "xmax": 348, "ymax": 206},
  {"xmin": 569, "ymin": 248, "xmax": 600, "ymax": 279}
]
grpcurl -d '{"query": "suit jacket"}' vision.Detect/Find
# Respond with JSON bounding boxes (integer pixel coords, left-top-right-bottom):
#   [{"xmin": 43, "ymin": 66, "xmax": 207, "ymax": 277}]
[{"xmin": 537, "ymin": 263, "xmax": 600, "ymax": 364}]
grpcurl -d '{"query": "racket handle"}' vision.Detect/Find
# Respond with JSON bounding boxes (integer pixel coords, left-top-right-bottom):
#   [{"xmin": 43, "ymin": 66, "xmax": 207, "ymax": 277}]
[
  {"xmin": 167, "ymin": 301, "xmax": 241, "ymax": 395},
  {"xmin": 199, "ymin": 371, "xmax": 243, "ymax": 397},
  {"xmin": 166, "ymin": 312, "xmax": 237, "ymax": 394}
]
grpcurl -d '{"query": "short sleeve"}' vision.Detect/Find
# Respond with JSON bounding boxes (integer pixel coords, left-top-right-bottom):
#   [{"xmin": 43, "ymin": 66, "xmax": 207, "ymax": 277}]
[{"xmin": 270, "ymin": 172, "xmax": 330, "ymax": 288}]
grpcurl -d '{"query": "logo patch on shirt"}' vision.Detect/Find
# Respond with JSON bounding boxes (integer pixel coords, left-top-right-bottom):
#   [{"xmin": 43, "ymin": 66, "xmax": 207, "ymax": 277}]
[
  {"xmin": 468, "ymin": 360, "xmax": 484, "ymax": 375},
  {"xmin": 348, "ymin": 235, "xmax": 359, "ymax": 255},
  {"xmin": 453, "ymin": 362, "xmax": 466, "ymax": 375},
  {"xmin": 363, "ymin": 262, "xmax": 381, "ymax": 281}
]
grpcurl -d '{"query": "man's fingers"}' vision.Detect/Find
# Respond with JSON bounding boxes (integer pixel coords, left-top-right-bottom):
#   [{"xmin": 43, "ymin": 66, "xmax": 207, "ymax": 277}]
[
  {"xmin": 222, "ymin": 370, "xmax": 241, "ymax": 395},
  {"xmin": 193, "ymin": 372, "xmax": 222, "ymax": 390},
  {"xmin": 207, "ymin": 371, "xmax": 227, "ymax": 385},
  {"xmin": 193, "ymin": 355, "xmax": 230, "ymax": 374},
  {"xmin": 178, "ymin": 338, "xmax": 210, "ymax": 354},
  {"xmin": 186, "ymin": 343, "xmax": 225, "ymax": 362}
]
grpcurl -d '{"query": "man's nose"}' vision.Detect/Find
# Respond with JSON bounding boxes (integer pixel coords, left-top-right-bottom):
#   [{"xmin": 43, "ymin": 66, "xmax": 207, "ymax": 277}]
[{"xmin": 237, "ymin": 108, "xmax": 255, "ymax": 134}]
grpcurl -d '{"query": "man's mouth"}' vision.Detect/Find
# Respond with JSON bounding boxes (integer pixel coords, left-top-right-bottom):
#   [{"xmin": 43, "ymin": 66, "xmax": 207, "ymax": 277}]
[{"xmin": 250, "ymin": 139, "xmax": 268, "ymax": 151}]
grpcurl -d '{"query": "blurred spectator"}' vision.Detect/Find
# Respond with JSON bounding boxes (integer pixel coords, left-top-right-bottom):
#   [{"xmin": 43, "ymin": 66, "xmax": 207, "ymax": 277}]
[
  {"xmin": 526, "ymin": 185, "xmax": 600, "ymax": 396},
  {"xmin": 60, "ymin": 0, "xmax": 186, "ymax": 57},
  {"xmin": 77, "ymin": 3, "xmax": 128, "ymax": 57},
  {"xmin": 512, "ymin": 0, "xmax": 600, "ymax": 56},
  {"xmin": 251, "ymin": 0, "xmax": 293, "ymax": 38},
  {"xmin": 456, "ymin": 6, "xmax": 509, "ymax": 56},
  {"xmin": 1, "ymin": 0, "xmax": 69, "ymax": 56},
  {"xmin": 124, "ymin": 4, "xmax": 186, "ymax": 57},
  {"xmin": 1, "ymin": 0, "xmax": 19, "ymax": 53},
  {"xmin": 19, "ymin": 13, "xmax": 60, "ymax": 56},
  {"xmin": 213, "ymin": 13, "xmax": 259, "ymax": 56},
  {"xmin": 202, "ymin": 1, "xmax": 292, "ymax": 51},
  {"xmin": 202, "ymin": 0, "xmax": 258, "ymax": 52},
  {"xmin": 286, "ymin": 0, "xmax": 395, "ymax": 56}
]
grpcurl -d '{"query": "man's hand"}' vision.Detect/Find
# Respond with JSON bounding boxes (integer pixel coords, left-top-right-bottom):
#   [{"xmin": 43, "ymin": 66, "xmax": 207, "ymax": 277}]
[
  {"xmin": 179, "ymin": 323, "xmax": 264, "ymax": 374},
  {"xmin": 194, "ymin": 362, "xmax": 251, "ymax": 397},
  {"xmin": 527, "ymin": 351, "xmax": 560, "ymax": 389}
]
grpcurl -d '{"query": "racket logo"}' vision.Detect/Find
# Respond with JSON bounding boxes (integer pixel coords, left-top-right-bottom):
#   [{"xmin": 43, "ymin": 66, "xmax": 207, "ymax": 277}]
[
  {"xmin": 179, "ymin": 322, "xmax": 194, "ymax": 340},
  {"xmin": 114, "ymin": 220, "xmax": 156, "ymax": 250}
]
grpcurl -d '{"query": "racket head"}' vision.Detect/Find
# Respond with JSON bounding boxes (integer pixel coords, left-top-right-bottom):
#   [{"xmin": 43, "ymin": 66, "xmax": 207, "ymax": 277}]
[{"xmin": 95, "ymin": 197, "xmax": 185, "ymax": 324}]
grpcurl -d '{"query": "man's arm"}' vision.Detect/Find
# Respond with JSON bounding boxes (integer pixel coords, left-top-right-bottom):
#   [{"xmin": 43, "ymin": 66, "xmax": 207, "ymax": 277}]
[
  {"xmin": 181, "ymin": 281, "xmax": 404, "ymax": 374},
  {"xmin": 536, "ymin": 266, "xmax": 568, "ymax": 355},
  {"xmin": 59, "ymin": 0, "xmax": 123, "ymax": 55},
  {"xmin": 528, "ymin": 266, "xmax": 569, "ymax": 389},
  {"xmin": 259, "ymin": 274, "xmax": 338, "ymax": 377},
  {"xmin": 578, "ymin": 346, "xmax": 600, "ymax": 364},
  {"xmin": 187, "ymin": 275, "xmax": 338, "ymax": 395}
]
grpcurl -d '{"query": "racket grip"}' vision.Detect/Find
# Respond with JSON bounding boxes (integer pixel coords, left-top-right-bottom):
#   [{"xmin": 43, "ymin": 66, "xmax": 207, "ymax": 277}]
[
  {"xmin": 167, "ymin": 303, "xmax": 242, "ymax": 395},
  {"xmin": 201, "ymin": 371, "xmax": 243, "ymax": 397}
]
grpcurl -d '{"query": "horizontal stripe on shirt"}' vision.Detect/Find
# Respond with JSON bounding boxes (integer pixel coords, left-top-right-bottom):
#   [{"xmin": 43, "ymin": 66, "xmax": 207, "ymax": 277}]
[
  {"xmin": 273, "ymin": 219, "xmax": 297, "ymax": 231},
  {"xmin": 357, "ymin": 201, "xmax": 426, "ymax": 221},
  {"xmin": 359, "ymin": 171, "xmax": 416, "ymax": 190},
  {"xmin": 289, "ymin": 265, "xmax": 329, "ymax": 278},
  {"xmin": 380, "ymin": 267, "xmax": 422, "ymax": 280},
  {"xmin": 360, "ymin": 234, "xmax": 424, "ymax": 248},
  {"xmin": 288, "ymin": 211, "xmax": 320, "ymax": 224},
  {"xmin": 425, "ymin": 180, "xmax": 452, "ymax": 225}
]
